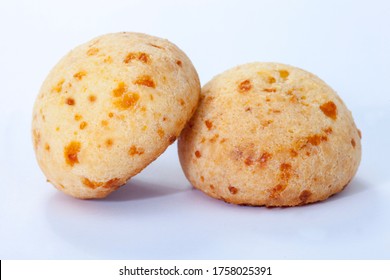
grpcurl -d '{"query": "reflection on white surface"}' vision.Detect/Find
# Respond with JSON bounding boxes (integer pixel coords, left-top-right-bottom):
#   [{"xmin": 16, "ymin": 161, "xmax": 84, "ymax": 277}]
[
  {"xmin": 40, "ymin": 176, "xmax": 384, "ymax": 259},
  {"xmin": 1, "ymin": 0, "xmax": 390, "ymax": 260}
]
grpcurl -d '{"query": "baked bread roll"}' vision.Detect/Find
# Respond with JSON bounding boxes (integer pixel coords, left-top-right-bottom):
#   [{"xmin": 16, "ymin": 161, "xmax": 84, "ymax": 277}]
[
  {"xmin": 178, "ymin": 62, "xmax": 361, "ymax": 206},
  {"xmin": 32, "ymin": 32, "xmax": 200, "ymax": 198}
]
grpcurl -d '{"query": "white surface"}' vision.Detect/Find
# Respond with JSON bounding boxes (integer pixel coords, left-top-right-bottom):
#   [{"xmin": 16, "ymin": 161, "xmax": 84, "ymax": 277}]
[{"xmin": 0, "ymin": 0, "xmax": 389, "ymax": 259}]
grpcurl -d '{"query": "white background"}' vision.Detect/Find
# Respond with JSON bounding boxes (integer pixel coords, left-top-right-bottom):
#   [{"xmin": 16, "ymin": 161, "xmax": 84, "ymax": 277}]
[{"xmin": 0, "ymin": 0, "xmax": 389, "ymax": 259}]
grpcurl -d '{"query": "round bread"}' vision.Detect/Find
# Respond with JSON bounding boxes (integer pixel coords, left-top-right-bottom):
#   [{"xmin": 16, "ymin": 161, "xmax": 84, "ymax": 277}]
[
  {"xmin": 178, "ymin": 62, "xmax": 361, "ymax": 206},
  {"xmin": 32, "ymin": 32, "xmax": 200, "ymax": 199}
]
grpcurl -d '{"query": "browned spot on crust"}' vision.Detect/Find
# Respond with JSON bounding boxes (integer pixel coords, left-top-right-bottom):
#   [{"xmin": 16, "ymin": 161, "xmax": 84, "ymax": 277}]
[
  {"xmin": 269, "ymin": 184, "xmax": 287, "ymax": 199},
  {"xmin": 323, "ymin": 127, "xmax": 333, "ymax": 134},
  {"xmin": 268, "ymin": 76, "xmax": 276, "ymax": 83},
  {"xmin": 74, "ymin": 114, "xmax": 82, "ymax": 121},
  {"xmin": 195, "ymin": 150, "xmax": 201, "ymax": 158},
  {"xmin": 82, "ymin": 177, "xmax": 120, "ymax": 190},
  {"xmin": 73, "ymin": 71, "xmax": 87, "ymax": 80},
  {"xmin": 44, "ymin": 143, "xmax": 50, "ymax": 151},
  {"xmin": 205, "ymin": 120, "xmax": 213, "ymax": 130},
  {"xmin": 114, "ymin": 93, "xmax": 140, "ymax": 110},
  {"xmin": 209, "ymin": 134, "xmax": 219, "ymax": 143},
  {"xmin": 357, "ymin": 129, "xmax": 362, "ymax": 139},
  {"xmin": 307, "ymin": 134, "xmax": 328, "ymax": 146},
  {"xmin": 104, "ymin": 56, "xmax": 113, "ymax": 63},
  {"xmin": 351, "ymin": 138, "xmax": 356, "ymax": 148},
  {"xmin": 103, "ymin": 178, "xmax": 121, "ymax": 189},
  {"xmin": 79, "ymin": 121, "xmax": 87, "ymax": 130},
  {"xmin": 66, "ymin": 98, "xmax": 75, "ymax": 106},
  {"xmin": 279, "ymin": 70, "xmax": 289, "ymax": 79},
  {"xmin": 128, "ymin": 145, "xmax": 144, "ymax": 156},
  {"xmin": 168, "ymin": 135, "xmax": 177, "ymax": 144},
  {"xmin": 124, "ymin": 52, "xmax": 150, "ymax": 64},
  {"xmin": 87, "ymin": 47, "xmax": 99, "ymax": 56},
  {"xmin": 176, "ymin": 60, "xmax": 182, "ymax": 67},
  {"xmin": 280, "ymin": 163, "xmax": 291, "ymax": 170},
  {"xmin": 299, "ymin": 190, "xmax": 312, "ymax": 204},
  {"xmin": 179, "ymin": 98, "xmax": 185, "ymax": 106},
  {"xmin": 289, "ymin": 95, "xmax": 298, "ymax": 103},
  {"xmin": 149, "ymin": 43, "xmax": 163, "ymax": 49},
  {"xmin": 200, "ymin": 176, "xmax": 204, "ymax": 182},
  {"xmin": 64, "ymin": 141, "xmax": 81, "ymax": 166},
  {"xmin": 259, "ymin": 152, "xmax": 271, "ymax": 167},
  {"xmin": 101, "ymin": 120, "xmax": 108, "ymax": 127},
  {"xmin": 82, "ymin": 177, "xmax": 100, "ymax": 189},
  {"xmin": 157, "ymin": 127, "xmax": 165, "ymax": 138},
  {"xmin": 133, "ymin": 75, "xmax": 156, "ymax": 88},
  {"xmin": 138, "ymin": 53, "xmax": 150, "ymax": 64},
  {"xmin": 280, "ymin": 163, "xmax": 292, "ymax": 181},
  {"xmin": 108, "ymin": 112, "xmax": 114, "ymax": 118},
  {"xmin": 290, "ymin": 149, "xmax": 298, "ymax": 157},
  {"xmin": 228, "ymin": 186, "xmax": 238, "ymax": 194},
  {"xmin": 113, "ymin": 82, "xmax": 127, "ymax": 97},
  {"xmin": 293, "ymin": 132, "xmax": 329, "ymax": 152},
  {"xmin": 241, "ymin": 150, "xmax": 272, "ymax": 168},
  {"xmin": 238, "ymin": 79, "xmax": 252, "ymax": 93},
  {"xmin": 263, "ymin": 88, "xmax": 276, "ymax": 92},
  {"xmin": 210, "ymin": 184, "xmax": 215, "ymax": 190},
  {"xmin": 105, "ymin": 139, "xmax": 113, "ymax": 147},
  {"xmin": 244, "ymin": 157, "xmax": 254, "ymax": 166},
  {"xmin": 320, "ymin": 101, "xmax": 337, "ymax": 120},
  {"xmin": 88, "ymin": 95, "xmax": 96, "ymax": 102},
  {"xmin": 261, "ymin": 119, "xmax": 273, "ymax": 127},
  {"xmin": 52, "ymin": 79, "xmax": 65, "ymax": 93}
]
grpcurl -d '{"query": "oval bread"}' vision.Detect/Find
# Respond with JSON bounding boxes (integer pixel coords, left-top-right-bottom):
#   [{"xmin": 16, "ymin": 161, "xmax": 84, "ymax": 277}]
[
  {"xmin": 178, "ymin": 62, "xmax": 361, "ymax": 206},
  {"xmin": 32, "ymin": 32, "xmax": 200, "ymax": 199}
]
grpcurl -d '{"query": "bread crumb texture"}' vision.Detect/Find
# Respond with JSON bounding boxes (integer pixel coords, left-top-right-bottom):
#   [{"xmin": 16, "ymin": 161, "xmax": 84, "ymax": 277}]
[
  {"xmin": 32, "ymin": 32, "xmax": 200, "ymax": 199},
  {"xmin": 178, "ymin": 62, "xmax": 361, "ymax": 207}
]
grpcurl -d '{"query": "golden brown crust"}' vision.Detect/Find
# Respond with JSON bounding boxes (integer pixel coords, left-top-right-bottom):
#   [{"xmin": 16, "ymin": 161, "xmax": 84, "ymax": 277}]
[
  {"xmin": 178, "ymin": 62, "xmax": 361, "ymax": 207},
  {"xmin": 32, "ymin": 32, "xmax": 200, "ymax": 199}
]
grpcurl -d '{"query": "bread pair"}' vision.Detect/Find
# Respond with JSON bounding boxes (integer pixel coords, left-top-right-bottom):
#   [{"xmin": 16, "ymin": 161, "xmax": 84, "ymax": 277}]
[{"xmin": 32, "ymin": 32, "xmax": 361, "ymax": 206}]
